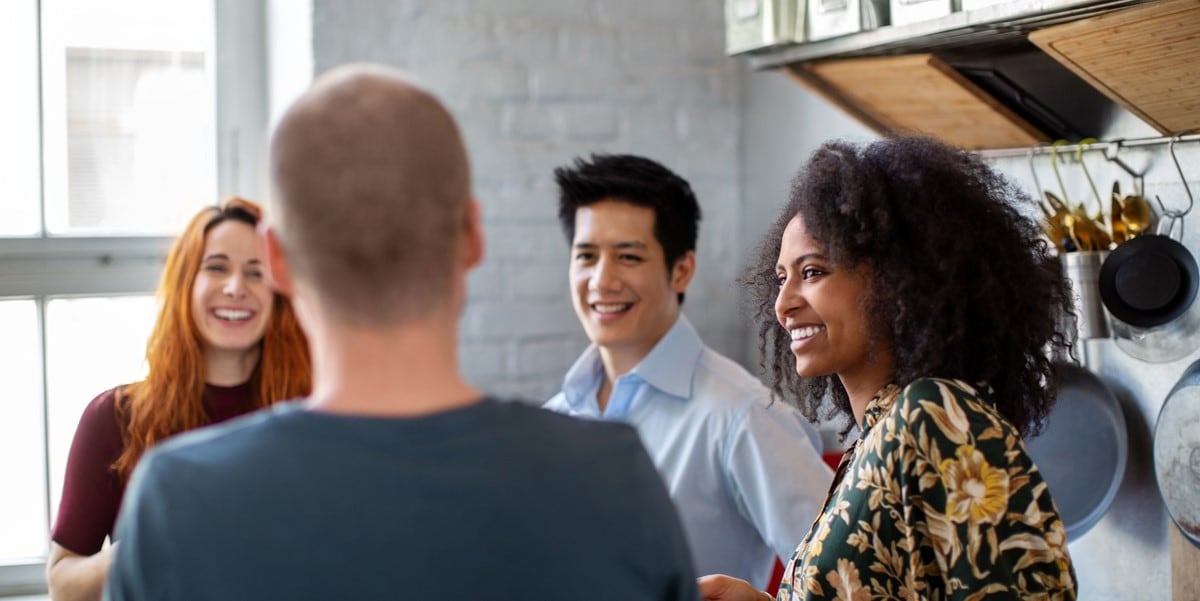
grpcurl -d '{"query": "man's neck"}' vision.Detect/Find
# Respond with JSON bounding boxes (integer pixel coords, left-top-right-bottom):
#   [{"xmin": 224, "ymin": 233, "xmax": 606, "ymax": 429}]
[{"xmin": 304, "ymin": 315, "xmax": 481, "ymax": 417}]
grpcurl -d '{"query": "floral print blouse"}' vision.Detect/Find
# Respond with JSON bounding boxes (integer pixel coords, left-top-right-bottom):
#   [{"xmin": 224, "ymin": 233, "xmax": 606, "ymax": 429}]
[{"xmin": 778, "ymin": 378, "xmax": 1076, "ymax": 601}]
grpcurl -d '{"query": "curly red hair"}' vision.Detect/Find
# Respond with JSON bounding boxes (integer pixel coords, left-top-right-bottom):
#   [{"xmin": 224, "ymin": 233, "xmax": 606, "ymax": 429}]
[{"xmin": 113, "ymin": 197, "xmax": 311, "ymax": 480}]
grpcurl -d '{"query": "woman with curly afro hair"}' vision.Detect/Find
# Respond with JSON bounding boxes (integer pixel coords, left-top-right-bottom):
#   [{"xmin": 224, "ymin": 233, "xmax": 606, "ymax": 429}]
[{"xmin": 700, "ymin": 136, "xmax": 1077, "ymax": 601}]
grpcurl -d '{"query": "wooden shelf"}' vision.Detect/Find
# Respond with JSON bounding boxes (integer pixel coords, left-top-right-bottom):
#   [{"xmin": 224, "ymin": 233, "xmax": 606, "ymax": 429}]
[
  {"xmin": 787, "ymin": 53, "xmax": 1048, "ymax": 148},
  {"xmin": 1030, "ymin": 0, "xmax": 1200, "ymax": 135}
]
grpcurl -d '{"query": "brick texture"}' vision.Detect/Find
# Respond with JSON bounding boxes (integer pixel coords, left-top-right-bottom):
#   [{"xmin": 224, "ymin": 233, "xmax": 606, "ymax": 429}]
[{"xmin": 312, "ymin": 0, "xmax": 745, "ymax": 403}]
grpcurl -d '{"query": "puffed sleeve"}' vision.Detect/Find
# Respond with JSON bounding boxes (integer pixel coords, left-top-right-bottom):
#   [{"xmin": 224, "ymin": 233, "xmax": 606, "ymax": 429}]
[{"xmin": 891, "ymin": 378, "xmax": 1076, "ymax": 600}]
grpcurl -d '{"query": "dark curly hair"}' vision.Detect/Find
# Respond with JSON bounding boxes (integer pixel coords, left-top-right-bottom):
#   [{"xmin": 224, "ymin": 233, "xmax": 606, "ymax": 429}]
[
  {"xmin": 555, "ymin": 153, "xmax": 701, "ymax": 305},
  {"xmin": 742, "ymin": 136, "xmax": 1073, "ymax": 438}
]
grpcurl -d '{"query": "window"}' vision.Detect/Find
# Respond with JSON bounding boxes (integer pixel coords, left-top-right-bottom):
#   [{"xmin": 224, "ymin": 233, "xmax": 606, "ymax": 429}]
[{"xmin": 0, "ymin": 0, "xmax": 267, "ymax": 593}]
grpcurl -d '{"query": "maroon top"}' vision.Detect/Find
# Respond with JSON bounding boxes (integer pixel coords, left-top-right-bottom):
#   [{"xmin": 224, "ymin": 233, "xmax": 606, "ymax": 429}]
[{"xmin": 51, "ymin": 382, "xmax": 255, "ymax": 555}]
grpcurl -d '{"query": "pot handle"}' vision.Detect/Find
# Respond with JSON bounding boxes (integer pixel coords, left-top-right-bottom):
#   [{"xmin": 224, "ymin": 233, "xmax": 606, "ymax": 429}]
[{"xmin": 1158, "ymin": 212, "xmax": 1184, "ymax": 240}]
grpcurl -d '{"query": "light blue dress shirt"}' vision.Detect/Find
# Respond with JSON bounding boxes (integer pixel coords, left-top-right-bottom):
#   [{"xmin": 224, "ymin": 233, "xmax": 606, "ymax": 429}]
[{"xmin": 545, "ymin": 316, "xmax": 834, "ymax": 589}]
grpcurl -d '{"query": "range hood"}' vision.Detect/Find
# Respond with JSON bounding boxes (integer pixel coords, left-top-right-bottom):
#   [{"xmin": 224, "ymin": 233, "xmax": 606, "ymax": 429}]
[
  {"xmin": 746, "ymin": 0, "xmax": 1196, "ymax": 148},
  {"xmin": 787, "ymin": 44, "xmax": 1119, "ymax": 148}
]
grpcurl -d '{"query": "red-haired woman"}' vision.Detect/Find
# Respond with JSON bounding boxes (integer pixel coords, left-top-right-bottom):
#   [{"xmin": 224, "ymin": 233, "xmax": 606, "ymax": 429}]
[{"xmin": 45, "ymin": 197, "xmax": 311, "ymax": 601}]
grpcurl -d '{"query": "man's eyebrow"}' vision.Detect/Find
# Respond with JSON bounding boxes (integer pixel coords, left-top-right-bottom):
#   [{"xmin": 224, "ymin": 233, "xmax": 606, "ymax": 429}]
[{"xmin": 572, "ymin": 241, "xmax": 649, "ymax": 250}]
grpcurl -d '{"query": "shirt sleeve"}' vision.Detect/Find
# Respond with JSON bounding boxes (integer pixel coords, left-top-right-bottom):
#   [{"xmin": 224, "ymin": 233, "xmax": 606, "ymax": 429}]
[
  {"xmin": 104, "ymin": 451, "xmax": 175, "ymax": 601},
  {"xmin": 722, "ymin": 396, "xmax": 834, "ymax": 562},
  {"xmin": 892, "ymin": 378, "xmax": 1076, "ymax": 600},
  {"xmin": 52, "ymin": 388, "xmax": 126, "ymax": 555}
]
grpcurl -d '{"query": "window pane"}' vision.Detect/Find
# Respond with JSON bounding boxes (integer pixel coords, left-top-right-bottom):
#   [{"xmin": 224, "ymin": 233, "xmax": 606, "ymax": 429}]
[
  {"xmin": 45, "ymin": 296, "xmax": 155, "ymax": 525},
  {"xmin": 0, "ymin": 300, "xmax": 46, "ymax": 561},
  {"xmin": 0, "ymin": 0, "xmax": 42, "ymax": 237},
  {"xmin": 41, "ymin": 0, "xmax": 216, "ymax": 235}
]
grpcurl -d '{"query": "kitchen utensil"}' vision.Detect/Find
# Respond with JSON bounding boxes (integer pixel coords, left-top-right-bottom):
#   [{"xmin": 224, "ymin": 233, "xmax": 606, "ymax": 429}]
[
  {"xmin": 1025, "ymin": 362, "xmax": 1127, "ymax": 540},
  {"xmin": 1076, "ymin": 139, "xmax": 1105, "ymax": 221},
  {"xmin": 1076, "ymin": 209, "xmax": 1111, "ymax": 251},
  {"xmin": 1101, "ymin": 135, "xmax": 1200, "ymax": 362},
  {"xmin": 1099, "ymin": 220, "xmax": 1200, "ymax": 362},
  {"xmin": 1062, "ymin": 214, "xmax": 1087, "ymax": 251},
  {"xmin": 1154, "ymin": 358, "xmax": 1200, "ymax": 548},
  {"xmin": 1040, "ymin": 209, "xmax": 1069, "ymax": 252},
  {"xmin": 1110, "ymin": 182, "xmax": 1127, "ymax": 244},
  {"xmin": 1120, "ymin": 192, "xmax": 1155, "ymax": 238},
  {"xmin": 1044, "ymin": 190, "xmax": 1069, "ymax": 215},
  {"xmin": 1043, "ymin": 191, "xmax": 1076, "ymax": 250},
  {"xmin": 1062, "ymin": 209, "xmax": 1109, "ymax": 252}
]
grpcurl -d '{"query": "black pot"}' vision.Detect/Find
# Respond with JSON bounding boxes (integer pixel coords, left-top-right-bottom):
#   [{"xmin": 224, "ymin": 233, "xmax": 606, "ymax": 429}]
[{"xmin": 1098, "ymin": 234, "xmax": 1199, "ymax": 328}]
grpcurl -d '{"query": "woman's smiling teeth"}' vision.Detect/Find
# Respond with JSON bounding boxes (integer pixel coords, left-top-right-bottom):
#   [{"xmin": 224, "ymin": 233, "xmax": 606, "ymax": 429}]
[
  {"xmin": 592, "ymin": 302, "xmax": 632, "ymax": 314},
  {"xmin": 790, "ymin": 325, "xmax": 825, "ymax": 340},
  {"xmin": 213, "ymin": 308, "xmax": 254, "ymax": 322}
]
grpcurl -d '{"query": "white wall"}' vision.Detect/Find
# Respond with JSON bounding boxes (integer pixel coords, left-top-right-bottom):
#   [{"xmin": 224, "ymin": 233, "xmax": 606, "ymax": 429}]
[{"xmin": 310, "ymin": 0, "xmax": 746, "ymax": 401}]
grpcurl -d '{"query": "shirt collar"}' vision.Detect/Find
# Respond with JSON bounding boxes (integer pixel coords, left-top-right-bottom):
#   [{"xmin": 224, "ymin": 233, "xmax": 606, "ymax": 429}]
[
  {"xmin": 859, "ymin": 382, "xmax": 902, "ymax": 433},
  {"xmin": 857, "ymin": 378, "xmax": 996, "ymax": 433},
  {"xmin": 560, "ymin": 315, "xmax": 703, "ymax": 410},
  {"xmin": 631, "ymin": 315, "xmax": 702, "ymax": 399}
]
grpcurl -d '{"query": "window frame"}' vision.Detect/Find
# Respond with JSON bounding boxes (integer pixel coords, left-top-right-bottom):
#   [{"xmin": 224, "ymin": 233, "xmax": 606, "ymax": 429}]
[{"xmin": 0, "ymin": 0, "xmax": 269, "ymax": 593}]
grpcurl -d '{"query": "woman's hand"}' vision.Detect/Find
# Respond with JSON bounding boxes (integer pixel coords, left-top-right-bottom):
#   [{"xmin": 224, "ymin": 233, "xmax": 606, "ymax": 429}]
[{"xmin": 696, "ymin": 574, "xmax": 774, "ymax": 601}]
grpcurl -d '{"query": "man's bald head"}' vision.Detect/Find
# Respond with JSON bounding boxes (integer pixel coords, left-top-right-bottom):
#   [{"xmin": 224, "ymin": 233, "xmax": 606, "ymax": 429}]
[{"xmin": 269, "ymin": 64, "xmax": 472, "ymax": 326}]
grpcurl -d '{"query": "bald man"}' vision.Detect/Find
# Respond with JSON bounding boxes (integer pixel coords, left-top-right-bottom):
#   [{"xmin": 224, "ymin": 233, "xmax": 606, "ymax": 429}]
[{"xmin": 104, "ymin": 64, "xmax": 700, "ymax": 601}]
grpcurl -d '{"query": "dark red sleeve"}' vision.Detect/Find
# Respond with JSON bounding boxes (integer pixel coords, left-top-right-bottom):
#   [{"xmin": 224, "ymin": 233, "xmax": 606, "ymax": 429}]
[{"xmin": 51, "ymin": 387, "xmax": 127, "ymax": 555}]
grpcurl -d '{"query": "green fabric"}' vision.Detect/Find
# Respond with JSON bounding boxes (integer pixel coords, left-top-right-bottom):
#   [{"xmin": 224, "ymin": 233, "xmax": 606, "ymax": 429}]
[{"xmin": 779, "ymin": 378, "xmax": 1077, "ymax": 601}]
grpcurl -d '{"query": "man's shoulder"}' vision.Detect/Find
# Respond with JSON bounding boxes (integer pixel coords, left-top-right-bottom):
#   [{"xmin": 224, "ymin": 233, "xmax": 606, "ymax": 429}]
[
  {"xmin": 500, "ymin": 399, "xmax": 643, "ymax": 450},
  {"xmin": 690, "ymin": 346, "xmax": 772, "ymax": 408},
  {"xmin": 139, "ymin": 406, "xmax": 294, "ymax": 476}
]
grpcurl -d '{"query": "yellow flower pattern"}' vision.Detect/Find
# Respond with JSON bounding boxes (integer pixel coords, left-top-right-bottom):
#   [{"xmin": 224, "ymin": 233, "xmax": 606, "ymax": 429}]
[{"xmin": 777, "ymin": 378, "xmax": 1076, "ymax": 601}]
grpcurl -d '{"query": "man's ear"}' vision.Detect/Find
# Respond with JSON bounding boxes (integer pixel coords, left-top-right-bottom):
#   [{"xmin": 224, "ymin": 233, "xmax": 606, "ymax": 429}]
[
  {"xmin": 258, "ymin": 222, "xmax": 294, "ymax": 298},
  {"xmin": 670, "ymin": 250, "xmax": 696, "ymax": 295},
  {"xmin": 460, "ymin": 199, "xmax": 485, "ymax": 270}
]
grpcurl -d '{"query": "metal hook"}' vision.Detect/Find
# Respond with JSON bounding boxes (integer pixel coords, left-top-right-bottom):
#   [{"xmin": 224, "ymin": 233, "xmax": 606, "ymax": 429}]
[
  {"xmin": 1051, "ymin": 139, "xmax": 1070, "ymax": 204},
  {"xmin": 1103, "ymin": 139, "xmax": 1145, "ymax": 197},
  {"xmin": 1075, "ymin": 137, "xmax": 1102, "ymax": 216},
  {"xmin": 1160, "ymin": 134, "xmax": 1195, "ymax": 217},
  {"xmin": 1028, "ymin": 147, "xmax": 1043, "ymax": 199},
  {"xmin": 1151, "ymin": 134, "xmax": 1194, "ymax": 241}
]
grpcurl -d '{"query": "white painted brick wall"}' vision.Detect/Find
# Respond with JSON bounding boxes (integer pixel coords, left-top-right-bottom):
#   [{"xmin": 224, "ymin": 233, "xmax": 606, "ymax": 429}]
[{"xmin": 312, "ymin": 0, "xmax": 745, "ymax": 402}]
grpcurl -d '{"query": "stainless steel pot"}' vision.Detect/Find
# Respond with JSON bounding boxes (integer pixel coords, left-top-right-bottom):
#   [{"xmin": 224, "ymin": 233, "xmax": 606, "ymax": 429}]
[{"xmin": 1155, "ymin": 358, "xmax": 1200, "ymax": 548}]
